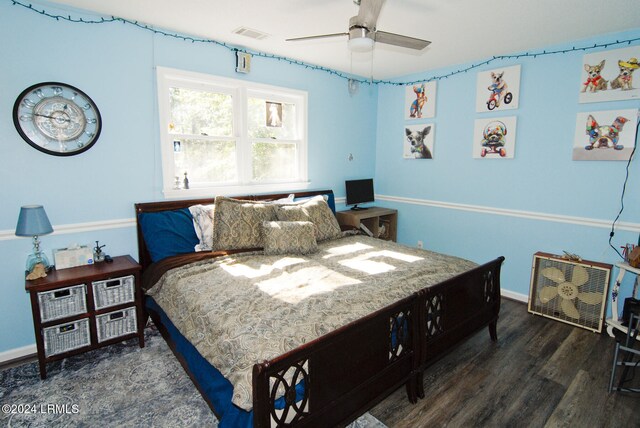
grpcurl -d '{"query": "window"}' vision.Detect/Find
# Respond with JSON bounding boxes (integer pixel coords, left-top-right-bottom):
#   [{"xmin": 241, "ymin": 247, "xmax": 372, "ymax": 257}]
[{"xmin": 156, "ymin": 67, "xmax": 308, "ymax": 198}]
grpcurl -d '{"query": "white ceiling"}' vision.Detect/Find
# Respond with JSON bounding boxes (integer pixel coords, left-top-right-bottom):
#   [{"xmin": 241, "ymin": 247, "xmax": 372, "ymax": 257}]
[{"xmin": 46, "ymin": 0, "xmax": 640, "ymax": 79}]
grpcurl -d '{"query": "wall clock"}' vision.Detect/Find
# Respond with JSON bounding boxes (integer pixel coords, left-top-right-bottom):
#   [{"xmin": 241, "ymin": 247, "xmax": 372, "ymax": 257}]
[{"xmin": 13, "ymin": 82, "xmax": 102, "ymax": 156}]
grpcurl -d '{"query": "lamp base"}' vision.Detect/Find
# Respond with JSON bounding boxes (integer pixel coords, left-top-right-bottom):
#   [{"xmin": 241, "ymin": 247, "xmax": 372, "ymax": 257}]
[
  {"xmin": 26, "ymin": 262, "xmax": 48, "ymax": 280},
  {"xmin": 25, "ymin": 252, "xmax": 51, "ymax": 277}
]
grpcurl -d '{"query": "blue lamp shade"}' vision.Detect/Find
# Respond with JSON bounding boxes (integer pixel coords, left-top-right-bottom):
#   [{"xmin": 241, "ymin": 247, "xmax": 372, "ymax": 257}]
[
  {"xmin": 15, "ymin": 205, "xmax": 53, "ymax": 237},
  {"xmin": 16, "ymin": 205, "xmax": 54, "ymax": 276}
]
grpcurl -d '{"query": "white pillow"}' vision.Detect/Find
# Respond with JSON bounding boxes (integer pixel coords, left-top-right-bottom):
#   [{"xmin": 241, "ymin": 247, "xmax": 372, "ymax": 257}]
[
  {"xmin": 267, "ymin": 194, "xmax": 296, "ymax": 204},
  {"xmin": 188, "ymin": 204, "xmax": 215, "ymax": 251}
]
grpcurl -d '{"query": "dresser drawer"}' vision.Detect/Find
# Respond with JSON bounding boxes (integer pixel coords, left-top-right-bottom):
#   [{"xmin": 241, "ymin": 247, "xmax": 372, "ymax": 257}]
[
  {"xmin": 37, "ymin": 284, "xmax": 87, "ymax": 322},
  {"xmin": 96, "ymin": 307, "xmax": 137, "ymax": 343},
  {"xmin": 43, "ymin": 318, "xmax": 91, "ymax": 357},
  {"xmin": 92, "ymin": 275, "xmax": 135, "ymax": 310}
]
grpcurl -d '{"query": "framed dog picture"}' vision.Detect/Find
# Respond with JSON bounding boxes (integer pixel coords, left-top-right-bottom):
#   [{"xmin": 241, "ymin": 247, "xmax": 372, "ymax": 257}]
[
  {"xmin": 579, "ymin": 46, "xmax": 640, "ymax": 103},
  {"xmin": 475, "ymin": 65, "xmax": 521, "ymax": 113},
  {"xmin": 472, "ymin": 116, "xmax": 517, "ymax": 159},
  {"xmin": 404, "ymin": 81, "xmax": 437, "ymax": 119},
  {"xmin": 572, "ymin": 108, "xmax": 638, "ymax": 161},
  {"xmin": 404, "ymin": 123, "xmax": 435, "ymax": 159}
]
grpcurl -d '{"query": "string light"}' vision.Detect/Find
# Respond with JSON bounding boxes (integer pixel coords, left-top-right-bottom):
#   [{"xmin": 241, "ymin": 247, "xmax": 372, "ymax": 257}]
[{"xmin": 10, "ymin": 0, "xmax": 640, "ymax": 87}]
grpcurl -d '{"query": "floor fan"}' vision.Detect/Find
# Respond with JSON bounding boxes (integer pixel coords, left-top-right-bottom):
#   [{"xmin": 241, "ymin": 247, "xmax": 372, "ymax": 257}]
[{"xmin": 528, "ymin": 252, "xmax": 612, "ymax": 332}]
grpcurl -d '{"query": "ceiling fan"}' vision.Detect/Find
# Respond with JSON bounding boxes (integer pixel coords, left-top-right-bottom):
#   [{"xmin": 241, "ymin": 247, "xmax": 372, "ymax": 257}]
[{"xmin": 286, "ymin": 0, "xmax": 431, "ymax": 53}]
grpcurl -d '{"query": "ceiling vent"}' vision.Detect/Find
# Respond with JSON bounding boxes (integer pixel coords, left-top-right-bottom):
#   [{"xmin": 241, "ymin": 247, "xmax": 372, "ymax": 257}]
[{"xmin": 233, "ymin": 27, "xmax": 269, "ymax": 40}]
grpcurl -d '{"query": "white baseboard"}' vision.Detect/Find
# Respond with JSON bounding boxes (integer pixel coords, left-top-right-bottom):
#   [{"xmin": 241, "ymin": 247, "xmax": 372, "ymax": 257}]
[
  {"xmin": 502, "ymin": 289, "xmax": 528, "ymax": 303},
  {"xmin": 0, "ymin": 344, "xmax": 36, "ymax": 365}
]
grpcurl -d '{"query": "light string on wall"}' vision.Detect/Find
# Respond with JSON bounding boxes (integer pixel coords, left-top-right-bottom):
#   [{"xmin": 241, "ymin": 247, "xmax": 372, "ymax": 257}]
[{"xmin": 10, "ymin": 0, "xmax": 640, "ymax": 87}]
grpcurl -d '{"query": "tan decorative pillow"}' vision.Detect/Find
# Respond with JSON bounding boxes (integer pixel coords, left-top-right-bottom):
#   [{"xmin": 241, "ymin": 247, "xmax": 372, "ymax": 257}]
[
  {"xmin": 275, "ymin": 195, "xmax": 342, "ymax": 242},
  {"xmin": 262, "ymin": 221, "xmax": 318, "ymax": 255},
  {"xmin": 212, "ymin": 197, "xmax": 276, "ymax": 250},
  {"xmin": 188, "ymin": 204, "xmax": 215, "ymax": 251}
]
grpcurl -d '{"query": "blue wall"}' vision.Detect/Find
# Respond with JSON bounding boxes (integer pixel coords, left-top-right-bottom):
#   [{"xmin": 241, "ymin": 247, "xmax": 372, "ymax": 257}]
[
  {"xmin": 375, "ymin": 30, "xmax": 640, "ymax": 307},
  {"xmin": 0, "ymin": 1, "xmax": 377, "ymax": 353}
]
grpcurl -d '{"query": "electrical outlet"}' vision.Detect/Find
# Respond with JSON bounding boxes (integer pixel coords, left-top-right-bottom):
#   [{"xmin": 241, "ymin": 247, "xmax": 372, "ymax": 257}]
[{"xmin": 417, "ymin": 240, "xmax": 423, "ymax": 249}]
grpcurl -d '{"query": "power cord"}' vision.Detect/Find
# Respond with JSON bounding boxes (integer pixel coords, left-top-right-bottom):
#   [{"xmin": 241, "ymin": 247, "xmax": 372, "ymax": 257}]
[{"xmin": 609, "ymin": 117, "xmax": 640, "ymax": 260}]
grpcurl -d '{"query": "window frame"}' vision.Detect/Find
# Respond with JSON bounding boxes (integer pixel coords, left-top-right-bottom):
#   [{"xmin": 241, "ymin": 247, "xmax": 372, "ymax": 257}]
[{"xmin": 156, "ymin": 66, "xmax": 308, "ymax": 199}]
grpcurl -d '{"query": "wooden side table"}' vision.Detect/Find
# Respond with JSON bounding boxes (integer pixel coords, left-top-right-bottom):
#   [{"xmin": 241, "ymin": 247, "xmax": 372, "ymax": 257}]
[
  {"xmin": 336, "ymin": 207, "xmax": 398, "ymax": 242},
  {"xmin": 25, "ymin": 255, "xmax": 144, "ymax": 379}
]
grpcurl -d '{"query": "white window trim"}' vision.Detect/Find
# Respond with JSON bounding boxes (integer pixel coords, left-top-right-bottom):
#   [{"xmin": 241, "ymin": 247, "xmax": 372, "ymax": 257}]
[{"xmin": 156, "ymin": 66, "xmax": 309, "ymax": 199}]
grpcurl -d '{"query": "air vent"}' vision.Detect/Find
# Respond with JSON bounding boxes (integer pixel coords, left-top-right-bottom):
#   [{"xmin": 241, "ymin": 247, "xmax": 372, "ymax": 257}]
[{"xmin": 233, "ymin": 27, "xmax": 269, "ymax": 40}]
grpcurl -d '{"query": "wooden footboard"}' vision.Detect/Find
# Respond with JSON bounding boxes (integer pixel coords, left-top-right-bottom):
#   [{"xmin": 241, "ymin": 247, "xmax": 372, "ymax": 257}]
[
  {"xmin": 252, "ymin": 294, "xmax": 419, "ymax": 428},
  {"xmin": 252, "ymin": 256, "xmax": 505, "ymax": 427},
  {"xmin": 416, "ymin": 256, "xmax": 505, "ymax": 398}
]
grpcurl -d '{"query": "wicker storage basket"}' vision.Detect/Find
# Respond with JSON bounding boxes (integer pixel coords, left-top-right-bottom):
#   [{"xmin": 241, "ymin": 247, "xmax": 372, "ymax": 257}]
[
  {"xmin": 43, "ymin": 318, "xmax": 91, "ymax": 357},
  {"xmin": 37, "ymin": 284, "xmax": 87, "ymax": 323},
  {"xmin": 92, "ymin": 275, "xmax": 135, "ymax": 310},
  {"xmin": 96, "ymin": 307, "xmax": 137, "ymax": 343}
]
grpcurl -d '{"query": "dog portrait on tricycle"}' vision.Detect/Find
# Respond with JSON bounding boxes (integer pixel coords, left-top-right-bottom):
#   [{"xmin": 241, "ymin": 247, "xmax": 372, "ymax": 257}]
[{"xmin": 475, "ymin": 65, "xmax": 521, "ymax": 112}]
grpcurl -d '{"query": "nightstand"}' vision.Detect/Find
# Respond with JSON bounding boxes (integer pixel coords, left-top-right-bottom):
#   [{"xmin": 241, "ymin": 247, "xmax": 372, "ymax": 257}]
[
  {"xmin": 336, "ymin": 207, "xmax": 398, "ymax": 242},
  {"xmin": 25, "ymin": 255, "xmax": 144, "ymax": 379}
]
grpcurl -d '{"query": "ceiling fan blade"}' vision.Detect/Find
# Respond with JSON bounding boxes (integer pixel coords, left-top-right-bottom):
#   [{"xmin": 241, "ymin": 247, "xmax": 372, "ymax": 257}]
[
  {"xmin": 374, "ymin": 30, "xmax": 431, "ymax": 50},
  {"xmin": 355, "ymin": 0, "xmax": 385, "ymax": 29},
  {"xmin": 286, "ymin": 32, "xmax": 348, "ymax": 42}
]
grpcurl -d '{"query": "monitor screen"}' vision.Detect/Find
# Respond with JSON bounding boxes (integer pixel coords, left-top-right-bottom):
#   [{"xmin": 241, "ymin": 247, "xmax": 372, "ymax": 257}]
[{"xmin": 345, "ymin": 179, "xmax": 374, "ymax": 208}]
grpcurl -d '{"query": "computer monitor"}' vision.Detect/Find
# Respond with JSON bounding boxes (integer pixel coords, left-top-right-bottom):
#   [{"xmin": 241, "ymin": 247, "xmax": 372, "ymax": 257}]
[{"xmin": 345, "ymin": 179, "xmax": 374, "ymax": 210}]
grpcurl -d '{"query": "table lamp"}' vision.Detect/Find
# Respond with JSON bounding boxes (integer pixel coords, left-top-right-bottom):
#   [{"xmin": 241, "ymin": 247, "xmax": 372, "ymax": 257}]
[{"xmin": 15, "ymin": 205, "xmax": 54, "ymax": 279}]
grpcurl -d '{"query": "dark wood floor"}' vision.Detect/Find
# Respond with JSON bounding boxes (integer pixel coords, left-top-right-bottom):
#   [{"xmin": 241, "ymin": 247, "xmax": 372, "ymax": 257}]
[{"xmin": 370, "ymin": 298, "xmax": 639, "ymax": 428}]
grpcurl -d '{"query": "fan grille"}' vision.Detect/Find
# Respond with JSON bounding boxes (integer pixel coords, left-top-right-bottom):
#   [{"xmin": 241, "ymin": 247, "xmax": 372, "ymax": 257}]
[{"xmin": 528, "ymin": 253, "xmax": 611, "ymax": 332}]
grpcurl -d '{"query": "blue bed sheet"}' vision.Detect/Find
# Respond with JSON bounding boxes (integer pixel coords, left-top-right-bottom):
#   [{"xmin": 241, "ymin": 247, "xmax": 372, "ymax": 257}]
[{"xmin": 147, "ymin": 297, "xmax": 254, "ymax": 428}]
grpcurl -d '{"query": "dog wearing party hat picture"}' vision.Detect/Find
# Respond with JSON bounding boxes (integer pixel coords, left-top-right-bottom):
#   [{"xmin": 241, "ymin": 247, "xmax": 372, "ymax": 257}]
[
  {"xmin": 610, "ymin": 57, "xmax": 639, "ymax": 91},
  {"xmin": 584, "ymin": 115, "xmax": 628, "ymax": 151},
  {"xmin": 581, "ymin": 60, "xmax": 608, "ymax": 93}
]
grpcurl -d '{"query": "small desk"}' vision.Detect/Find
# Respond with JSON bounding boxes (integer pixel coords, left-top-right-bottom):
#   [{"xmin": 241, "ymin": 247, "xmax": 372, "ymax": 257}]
[
  {"xmin": 606, "ymin": 262, "xmax": 640, "ymax": 341},
  {"xmin": 336, "ymin": 207, "xmax": 398, "ymax": 242}
]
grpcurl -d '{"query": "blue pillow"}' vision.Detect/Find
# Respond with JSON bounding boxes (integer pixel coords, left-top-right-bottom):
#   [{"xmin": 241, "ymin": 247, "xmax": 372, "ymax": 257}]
[
  {"xmin": 294, "ymin": 193, "xmax": 336, "ymax": 214},
  {"xmin": 138, "ymin": 208, "xmax": 199, "ymax": 262}
]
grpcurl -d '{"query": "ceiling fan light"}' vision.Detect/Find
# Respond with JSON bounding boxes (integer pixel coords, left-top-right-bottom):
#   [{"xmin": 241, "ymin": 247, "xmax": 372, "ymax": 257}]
[{"xmin": 348, "ymin": 36, "xmax": 374, "ymax": 52}]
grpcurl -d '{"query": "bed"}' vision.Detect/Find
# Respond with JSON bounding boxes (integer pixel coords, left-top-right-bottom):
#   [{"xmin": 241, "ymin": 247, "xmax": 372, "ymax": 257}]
[{"xmin": 135, "ymin": 189, "xmax": 504, "ymax": 427}]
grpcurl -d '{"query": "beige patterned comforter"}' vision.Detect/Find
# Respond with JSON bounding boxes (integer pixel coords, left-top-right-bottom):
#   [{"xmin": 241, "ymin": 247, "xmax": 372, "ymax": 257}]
[{"xmin": 146, "ymin": 234, "xmax": 477, "ymax": 411}]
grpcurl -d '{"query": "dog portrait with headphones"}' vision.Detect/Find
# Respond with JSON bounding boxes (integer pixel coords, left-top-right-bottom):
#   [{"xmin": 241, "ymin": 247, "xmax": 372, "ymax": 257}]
[{"xmin": 473, "ymin": 117, "xmax": 517, "ymax": 159}]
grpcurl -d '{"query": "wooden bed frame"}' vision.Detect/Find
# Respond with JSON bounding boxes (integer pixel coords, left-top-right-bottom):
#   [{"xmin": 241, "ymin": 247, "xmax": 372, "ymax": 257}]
[{"xmin": 135, "ymin": 189, "xmax": 504, "ymax": 427}]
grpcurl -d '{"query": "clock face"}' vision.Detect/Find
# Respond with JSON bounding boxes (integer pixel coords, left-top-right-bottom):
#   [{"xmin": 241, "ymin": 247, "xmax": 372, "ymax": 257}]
[{"xmin": 13, "ymin": 82, "xmax": 102, "ymax": 156}]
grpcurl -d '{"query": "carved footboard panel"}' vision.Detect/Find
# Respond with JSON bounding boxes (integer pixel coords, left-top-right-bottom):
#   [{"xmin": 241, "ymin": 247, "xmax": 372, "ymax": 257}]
[
  {"xmin": 252, "ymin": 294, "xmax": 419, "ymax": 428},
  {"xmin": 416, "ymin": 256, "xmax": 505, "ymax": 397}
]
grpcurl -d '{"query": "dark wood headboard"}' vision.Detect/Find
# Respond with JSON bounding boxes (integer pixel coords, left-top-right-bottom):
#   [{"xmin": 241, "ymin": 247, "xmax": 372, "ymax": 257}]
[{"xmin": 134, "ymin": 189, "xmax": 335, "ymax": 273}]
